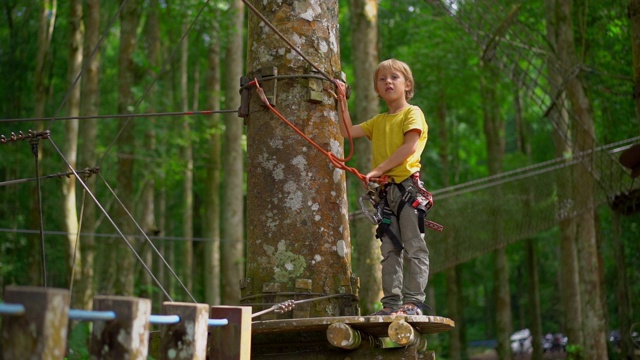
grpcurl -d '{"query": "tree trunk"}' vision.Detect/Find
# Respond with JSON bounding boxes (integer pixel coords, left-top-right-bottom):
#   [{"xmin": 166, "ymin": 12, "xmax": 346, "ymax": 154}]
[
  {"xmin": 480, "ymin": 59, "xmax": 512, "ymax": 359},
  {"xmin": 64, "ymin": 0, "xmax": 83, "ymax": 307},
  {"xmin": 204, "ymin": 19, "xmax": 222, "ymax": 306},
  {"xmin": 115, "ymin": 0, "xmax": 141, "ymax": 296},
  {"xmin": 525, "ymin": 239, "xmax": 543, "ymax": 360},
  {"xmin": 180, "ymin": 21, "xmax": 194, "ymax": 293},
  {"xmin": 515, "ymin": 79, "xmax": 544, "ymax": 359},
  {"xmin": 612, "ymin": 213, "xmax": 634, "ymax": 359},
  {"xmin": 543, "ymin": 0, "xmax": 583, "ymax": 347},
  {"xmin": 77, "ymin": 0, "xmax": 100, "ymax": 311},
  {"xmin": 221, "ymin": 0, "xmax": 245, "ymax": 305},
  {"xmin": 347, "ymin": 0, "xmax": 381, "ymax": 316},
  {"xmin": 244, "ymin": 0, "xmax": 356, "ymax": 317},
  {"xmin": 139, "ymin": 0, "xmax": 160, "ymax": 302},
  {"xmin": 629, "ymin": 0, "xmax": 640, "ymax": 132},
  {"xmin": 29, "ymin": 0, "xmax": 57, "ymax": 286},
  {"xmin": 555, "ymin": 1, "xmax": 608, "ymax": 358},
  {"xmin": 436, "ymin": 87, "xmax": 465, "ymax": 360}
]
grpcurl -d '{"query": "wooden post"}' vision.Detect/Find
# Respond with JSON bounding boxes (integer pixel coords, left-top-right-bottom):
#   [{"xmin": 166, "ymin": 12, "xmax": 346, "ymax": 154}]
[
  {"xmin": 208, "ymin": 306, "xmax": 252, "ymax": 360},
  {"xmin": 1, "ymin": 286, "xmax": 70, "ymax": 359},
  {"xmin": 90, "ymin": 295, "xmax": 151, "ymax": 359},
  {"xmin": 160, "ymin": 302, "xmax": 209, "ymax": 360}
]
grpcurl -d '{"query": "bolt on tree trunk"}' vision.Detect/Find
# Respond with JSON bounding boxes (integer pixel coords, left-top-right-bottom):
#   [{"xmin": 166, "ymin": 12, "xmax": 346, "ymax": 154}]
[{"xmin": 244, "ymin": 0, "xmax": 358, "ymax": 317}]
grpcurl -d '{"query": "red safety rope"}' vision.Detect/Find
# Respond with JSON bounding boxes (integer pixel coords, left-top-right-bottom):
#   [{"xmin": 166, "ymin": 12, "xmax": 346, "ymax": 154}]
[{"xmin": 251, "ymin": 79, "xmax": 372, "ymax": 188}]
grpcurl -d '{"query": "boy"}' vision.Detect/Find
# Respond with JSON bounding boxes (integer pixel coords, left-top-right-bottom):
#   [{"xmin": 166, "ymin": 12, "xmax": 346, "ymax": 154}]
[{"xmin": 335, "ymin": 59, "xmax": 431, "ymax": 316}]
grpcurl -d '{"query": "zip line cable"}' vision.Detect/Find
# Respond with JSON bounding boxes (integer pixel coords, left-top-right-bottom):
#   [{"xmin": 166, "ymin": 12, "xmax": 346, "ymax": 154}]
[
  {"xmin": 1, "ymin": 109, "xmax": 238, "ymax": 124},
  {"xmin": 0, "ymin": 167, "xmax": 100, "ymax": 187},
  {"xmin": 97, "ymin": 172, "xmax": 197, "ymax": 303},
  {"xmin": 46, "ymin": 136, "xmax": 175, "ymax": 302},
  {"xmin": 0, "ymin": 228, "xmax": 233, "ymax": 243}
]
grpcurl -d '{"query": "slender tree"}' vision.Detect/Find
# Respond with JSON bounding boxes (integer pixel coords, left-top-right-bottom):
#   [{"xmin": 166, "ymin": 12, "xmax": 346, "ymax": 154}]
[
  {"xmin": 115, "ymin": 0, "xmax": 142, "ymax": 296},
  {"xmin": 555, "ymin": 0, "xmax": 608, "ymax": 357},
  {"xmin": 543, "ymin": 0, "xmax": 583, "ymax": 348},
  {"xmin": 139, "ymin": 0, "xmax": 160, "ymax": 302},
  {"xmin": 204, "ymin": 15, "xmax": 222, "ymax": 306},
  {"xmin": 29, "ymin": 0, "xmax": 58, "ymax": 286},
  {"xmin": 221, "ymin": 0, "xmax": 245, "ymax": 305},
  {"xmin": 64, "ymin": 0, "xmax": 83, "ymax": 308},
  {"xmin": 180, "ymin": 20, "xmax": 194, "ymax": 292},
  {"xmin": 77, "ymin": 0, "xmax": 100, "ymax": 311},
  {"xmin": 479, "ymin": 58, "xmax": 512, "ymax": 360}
]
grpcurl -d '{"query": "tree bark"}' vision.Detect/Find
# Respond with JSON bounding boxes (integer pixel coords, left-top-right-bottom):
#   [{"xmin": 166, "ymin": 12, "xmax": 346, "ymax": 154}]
[
  {"xmin": 514, "ymin": 78, "xmax": 544, "ymax": 359},
  {"xmin": 221, "ymin": 0, "xmax": 245, "ymax": 305},
  {"xmin": 77, "ymin": 0, "xmax": 100, "ymax": 311},
  {"xmin": 139, "ymin": 0, "xmax": 160, "ymax": 302},
  {"xmin": 436, "ymin": 87, "xmax": 465, "ymax": 360},
  {"xmin": 244, "ymin": 0, "xmax": 356, "ymax": 317},
  {"xmin": 204, "ymin": 18, "xmax": 222, "ymax": 306},
  {"xmin": 629, "ymin": 0, "xmax": 640, "ymax": 132},
  {"xmin": 612, "ymin": 213, "xmax": 634, "ymax": 359},
  {"xmin": 180, "ymin": 21, "xmax": 194, "ymax": 293},
  {"xmin": 555, "ymin": 1, "xmax": 608, "ymax": 358},
  {"xmin": 543, "ymin": 0, "xmax": 584, "ymax": 347},
  {"xmin": 347, "ymin": 0, "xmax": 381, "ymax": 316},
  {"xmin": 29, "ymin": 0, "xmax": 57, "ymax": 286},
  {"xmin": 64, "ymin": 0, "xmax": 83, "ymax": 307},
  {"xmin": 115, "ymin": 0, "xmax": 142, "ymax": 296},
  {"xmin": 525, "ymin": 239, "xmax": 543, "ymax": 360},
  {"xmin": 480, "ymin": 59, "xmax": 512, "ymax": 359}
]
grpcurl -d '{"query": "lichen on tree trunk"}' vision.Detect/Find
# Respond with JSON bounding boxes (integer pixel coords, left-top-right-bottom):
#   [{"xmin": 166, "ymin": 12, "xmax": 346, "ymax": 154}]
[{"xmin": 244, "ymin": 0, "xmax": 356, "ymax": 317}]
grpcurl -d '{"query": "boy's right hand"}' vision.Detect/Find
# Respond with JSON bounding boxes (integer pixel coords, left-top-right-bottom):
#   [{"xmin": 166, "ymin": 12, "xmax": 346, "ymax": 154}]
[{"xmin": 333, "ymin": 79, "xmax": 347, "ymax": 100}]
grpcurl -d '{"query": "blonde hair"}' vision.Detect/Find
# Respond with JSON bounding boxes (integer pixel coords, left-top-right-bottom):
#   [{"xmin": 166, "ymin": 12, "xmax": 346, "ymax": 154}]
[{"xmin": 373, "ymin": 59, "xmax": 415, "ymax": 100}]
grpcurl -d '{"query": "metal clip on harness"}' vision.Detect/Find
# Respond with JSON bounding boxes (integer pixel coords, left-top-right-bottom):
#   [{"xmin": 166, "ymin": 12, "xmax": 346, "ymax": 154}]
[{"xmin": 359, "ymin": 191, "xmax": 382, "ymax": 225}]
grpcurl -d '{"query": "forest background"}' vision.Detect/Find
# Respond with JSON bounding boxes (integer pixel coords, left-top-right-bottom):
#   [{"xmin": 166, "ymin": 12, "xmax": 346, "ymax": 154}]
[{"xmin": 0, "ymin": 0, "xmax": 639, "ymax": 359}]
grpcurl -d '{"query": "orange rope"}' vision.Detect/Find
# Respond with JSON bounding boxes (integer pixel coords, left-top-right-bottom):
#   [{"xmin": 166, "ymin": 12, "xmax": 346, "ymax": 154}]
[{"xmin": 251, "ymin": 79, "xmax": 371, "ymax": 188}]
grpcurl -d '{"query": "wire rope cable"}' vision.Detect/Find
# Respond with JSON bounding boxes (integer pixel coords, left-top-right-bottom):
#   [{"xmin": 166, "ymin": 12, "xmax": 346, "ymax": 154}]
[
  {"xmin": 97, "ymin": 172, "xmax": 197, "ymax": 303},
  {"xmin": 46, "ymin": 136, "xmax": 174, "ymax": 302}
]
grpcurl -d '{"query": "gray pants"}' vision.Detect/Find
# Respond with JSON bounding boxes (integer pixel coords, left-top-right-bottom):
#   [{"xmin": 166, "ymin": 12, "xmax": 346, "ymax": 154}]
[{"xmin": 378, "ymin": 177, "xmax": 430, "ymax": 309}]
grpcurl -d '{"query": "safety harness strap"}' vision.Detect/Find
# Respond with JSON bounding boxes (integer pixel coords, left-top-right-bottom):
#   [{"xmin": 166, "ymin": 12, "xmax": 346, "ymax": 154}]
[{"xmin": 375, "ymin": 180, "xmax": 428, "ymax": 250}]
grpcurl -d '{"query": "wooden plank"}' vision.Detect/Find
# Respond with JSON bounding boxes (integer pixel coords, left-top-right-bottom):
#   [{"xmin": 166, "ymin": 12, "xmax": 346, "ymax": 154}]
[{"xmin": 252, "ymin": 314, "xmax": 455, "ymax": 337}]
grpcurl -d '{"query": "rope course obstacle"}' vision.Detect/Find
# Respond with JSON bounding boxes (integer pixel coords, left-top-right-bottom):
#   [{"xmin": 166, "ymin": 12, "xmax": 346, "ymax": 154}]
[{"xmin": 421, "ymin": 1, "xmax": 639, "ymax": 272}]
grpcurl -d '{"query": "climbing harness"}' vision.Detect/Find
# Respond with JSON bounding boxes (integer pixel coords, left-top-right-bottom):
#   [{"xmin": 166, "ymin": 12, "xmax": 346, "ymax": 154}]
[{"xmin": 359, "ymin": 173, "xmax": 443, "ymax": 250}]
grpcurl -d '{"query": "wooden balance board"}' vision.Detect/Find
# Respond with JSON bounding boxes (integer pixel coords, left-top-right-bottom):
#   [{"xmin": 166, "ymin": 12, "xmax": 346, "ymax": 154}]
[{"xmin": 252, "ymin": 314, "xmax": 455, "ymax": 338}]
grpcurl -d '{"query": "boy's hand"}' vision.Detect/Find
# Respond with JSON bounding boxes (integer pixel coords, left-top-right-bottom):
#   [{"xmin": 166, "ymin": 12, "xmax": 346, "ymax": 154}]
[{"xmin": 333, "ymin": 79, "xmax": 348, "ymax": 100}]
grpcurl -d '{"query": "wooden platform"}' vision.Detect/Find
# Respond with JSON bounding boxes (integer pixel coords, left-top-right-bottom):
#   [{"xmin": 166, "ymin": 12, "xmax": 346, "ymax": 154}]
[
  {"xmin": 253, "ymin": 314, "xmax": 455, "ymax": 337},
  {"xmin": 251, "ymin": 314, "xmax": 455, "ymax": 359}
]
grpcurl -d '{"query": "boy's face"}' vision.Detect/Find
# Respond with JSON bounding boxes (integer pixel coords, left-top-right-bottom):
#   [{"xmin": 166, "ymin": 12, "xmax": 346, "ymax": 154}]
[{"xmin": 375, "ymin": 68, "xmax": 411, "ymax": 102}]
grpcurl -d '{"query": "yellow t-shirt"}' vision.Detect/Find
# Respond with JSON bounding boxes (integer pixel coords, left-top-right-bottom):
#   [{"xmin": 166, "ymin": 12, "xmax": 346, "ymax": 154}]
[{"xmin": 360, "ymin": 105, "xmax": 428, "ymax": 183}]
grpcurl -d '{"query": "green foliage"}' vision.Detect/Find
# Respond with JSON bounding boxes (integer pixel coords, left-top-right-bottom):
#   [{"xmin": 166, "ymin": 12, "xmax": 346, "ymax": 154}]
[
  {"xmin": 1, "ymin": 0, "xmax": 639, "ymax": 355},
  {"xmin": 66, "ymin": 322, "xmax": 91, "ymax": 360}
]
